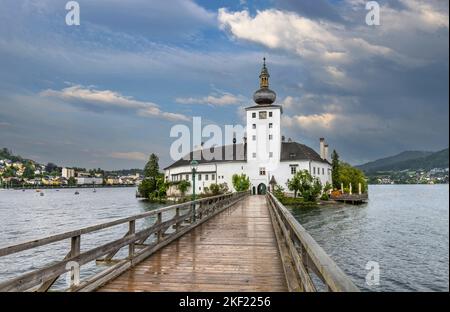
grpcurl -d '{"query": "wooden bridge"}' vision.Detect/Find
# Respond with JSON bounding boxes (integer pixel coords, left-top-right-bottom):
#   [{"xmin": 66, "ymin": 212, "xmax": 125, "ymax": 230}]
[{"xmin": 0, "ymin": 192, "xmax": 359, "ymax": 292}]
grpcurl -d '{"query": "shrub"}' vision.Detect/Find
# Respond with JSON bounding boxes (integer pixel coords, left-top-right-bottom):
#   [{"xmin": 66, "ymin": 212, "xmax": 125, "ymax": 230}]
[{"xmin": 232, "ymin": 174, "xmax": 250, "ymax": 192}]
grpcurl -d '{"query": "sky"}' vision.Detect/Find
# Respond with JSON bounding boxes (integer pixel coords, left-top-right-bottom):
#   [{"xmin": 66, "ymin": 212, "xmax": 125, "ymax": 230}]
[{"xmin": 0, "ymin": 0, "xmax": 448, "ymax": 169}]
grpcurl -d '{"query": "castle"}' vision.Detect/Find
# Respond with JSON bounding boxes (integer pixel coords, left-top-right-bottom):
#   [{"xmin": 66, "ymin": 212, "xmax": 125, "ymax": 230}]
[{"xmin": 164, "ymin": 59, "xmax": 332, "ymax": 195}]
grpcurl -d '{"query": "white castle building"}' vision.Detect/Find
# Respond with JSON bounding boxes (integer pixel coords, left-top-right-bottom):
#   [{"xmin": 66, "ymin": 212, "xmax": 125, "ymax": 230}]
[{"xmin": 164, "ymin": 59, "xmax": 332, "ymax": 195}]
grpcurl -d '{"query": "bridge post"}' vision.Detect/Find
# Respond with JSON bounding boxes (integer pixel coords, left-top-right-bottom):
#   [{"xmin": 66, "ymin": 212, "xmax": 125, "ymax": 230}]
[
  {"xmin": 70, "ymin": 235, "xmax": 80, "ymax": 287},
  {"xmin": 156, "ymin": 212, "xmax": 162, "ymax": 243},
  {"xmin": 175, "ymin": 207, "xmax": 180, "ymax": 232},
  {"xmin": 128, "ymin": 220, "xmax": 135, "ymax": 258}
]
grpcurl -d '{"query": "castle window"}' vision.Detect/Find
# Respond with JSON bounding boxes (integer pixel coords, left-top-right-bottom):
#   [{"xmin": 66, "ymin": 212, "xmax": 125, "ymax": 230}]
[
  {"xmin": 269, "ymin": 123, "xmax": 273, "ymax": 128},
  {"xmin": 185, "ymin": 174, "xmax": 189, "ymax": 180},
  {"xmin": 252, "ymin": 112, "xmax": 256, "ymax": 118},
  {"xmin": 198, "ymin": 174, "xmax": 202, "ymax": 181},
  {"xmin": 212, "ymin": 174, "xmax": 215, "ymax": 180},
  {"xmin": 269, "ymin": 112, "xmax": 273, "ymax": 117},
  {"xmin": 322, "ymin": 168, "xmax": 325, "ymax": 175},
  {"xmin": 269, "ymin": 152, "xmax": 273, "ymax": 158},
  {"xmin": 313, "ymin": 167, "xmax": 316, "ymax": 175},
  {"xmin": 259, "ymin": 111, "xmax": 267, "ymax": 119},
  {"xmin": 252, "ymin": 135, "xmax": 256, "ymax": 141},
  {"xmin": 252, "ymin": 153, "xmax": 256, "ymax": 158},
  {"xmin": 290, "ymin": 165, "xmax": 297, "ymax": 174},
  {"xmin": 252, "ymin": 124, "xmax": 256, "ymax": 129},
  {"xmin": 269, "ymin": 134, "xmax": 273, "ymax": 140},
  {"xmin": 205, "ymin": 174, "xmax": 209, "ymax": 181},
  {"xmin": 259, "ymin": 167, "xmax": 266, "ymax": 176}
]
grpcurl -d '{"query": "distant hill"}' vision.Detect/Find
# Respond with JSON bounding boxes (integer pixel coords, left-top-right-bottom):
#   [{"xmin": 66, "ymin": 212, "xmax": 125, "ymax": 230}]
[{"xmin": 357, "ymin": 149, "xmax": 449, "ymax": 173}]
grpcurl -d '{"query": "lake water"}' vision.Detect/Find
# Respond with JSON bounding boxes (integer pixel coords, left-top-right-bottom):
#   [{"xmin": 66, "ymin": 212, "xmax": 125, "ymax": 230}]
[
  {"xmin": 0, "ymin": 185, "xmax": 448, "ymax": 291},
  {"xmin": 288, "ymin": 184, "xmax": 449, "ymax": 292}
]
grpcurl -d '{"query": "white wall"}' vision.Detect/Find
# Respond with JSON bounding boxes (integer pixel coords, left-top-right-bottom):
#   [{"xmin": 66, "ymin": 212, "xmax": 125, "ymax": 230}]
[
  {"xmin": 76, "ymin": 177, "xmax": 103, "ymax": 185},
  {"xmin": 165, "ymin": 161, "xmax": 246, "ymax": 195},
  {"xmin": 164, "ymin": 160, "xmax": 332, "ymax": 196},
  {"xmin": 246, "ymin": 105, "xmax": 282, "ymax": 193}
]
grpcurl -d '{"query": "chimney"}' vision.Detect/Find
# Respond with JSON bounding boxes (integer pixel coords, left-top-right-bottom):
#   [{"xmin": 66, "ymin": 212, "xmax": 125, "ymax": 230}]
[
  {"xmin": 281, "ymin": 135, "xmax": 285, "ymax": 142},
  {"xmin": 320, "ymin": 138, "xmax": 325, "ymax": 159},
  {"xmin": 324, "ymin": 144, "xmax": 329, "ymax": 161},
  {"xmin": 288, "ymin": 137, "xmax": 292, "ymax": 142}
]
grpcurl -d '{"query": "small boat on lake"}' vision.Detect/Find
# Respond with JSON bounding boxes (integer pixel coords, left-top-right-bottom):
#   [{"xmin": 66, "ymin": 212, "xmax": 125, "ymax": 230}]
[
  {"xmin": 74, "ymin": 191, "xmax": 80, "ymax": 195},
  {"xmin": 40, "ymin": 192, "xmax": 44, "ymax": 196}
]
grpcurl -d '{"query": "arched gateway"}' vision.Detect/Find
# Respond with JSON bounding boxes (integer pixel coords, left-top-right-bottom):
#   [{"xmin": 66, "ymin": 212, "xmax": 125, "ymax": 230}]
[{"xmin": 257, "ymin": 183, "xmax": 267, "ymax": 195}]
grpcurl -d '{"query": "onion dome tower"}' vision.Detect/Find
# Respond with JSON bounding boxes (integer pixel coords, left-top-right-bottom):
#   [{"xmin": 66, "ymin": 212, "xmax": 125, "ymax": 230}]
[{"xmin": 253, "ymin": 57, "xmax": 276, "ymax": 105}]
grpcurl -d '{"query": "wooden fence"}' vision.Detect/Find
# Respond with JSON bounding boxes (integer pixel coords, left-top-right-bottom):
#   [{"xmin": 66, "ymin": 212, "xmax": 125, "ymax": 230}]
[{"xmin": 0, "ymin": 191, "xmax": 249, "ymax": 292}]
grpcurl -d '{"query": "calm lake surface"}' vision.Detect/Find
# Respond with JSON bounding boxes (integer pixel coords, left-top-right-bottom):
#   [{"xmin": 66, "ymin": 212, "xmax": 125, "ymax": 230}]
[
  {"xmin": 0, "ymin": 185, "xmax": 448, "ymax": 291},
  {"xmin": 288, "ymin": 184, "xmax": 449, "ymax": 292}
]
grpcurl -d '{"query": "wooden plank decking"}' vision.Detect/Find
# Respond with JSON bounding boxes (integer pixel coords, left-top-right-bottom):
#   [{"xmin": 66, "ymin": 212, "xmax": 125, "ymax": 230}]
[{"xmin": 97, "ymin": 195, "xmax": 287, "ymax": 292}]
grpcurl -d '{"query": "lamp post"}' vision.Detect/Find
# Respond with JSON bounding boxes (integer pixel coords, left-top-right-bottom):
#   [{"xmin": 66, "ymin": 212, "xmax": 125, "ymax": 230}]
[
  {"xmin": 190, "ymin": 160, "xmax": 198, "ymax": 223},
  {"xmin": 190, "ymin": 160, "xmax": 198, "ymax": 201}
]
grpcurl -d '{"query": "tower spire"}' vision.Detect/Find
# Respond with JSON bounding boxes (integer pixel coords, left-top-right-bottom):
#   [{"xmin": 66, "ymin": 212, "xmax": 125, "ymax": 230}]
[
  {"xmin": 253, "ymin": 57, "xmax": 276, "ymax": 105},
  {"xmin": 259, "ymin": 57, "xmax": 270, "ymax": 89}
]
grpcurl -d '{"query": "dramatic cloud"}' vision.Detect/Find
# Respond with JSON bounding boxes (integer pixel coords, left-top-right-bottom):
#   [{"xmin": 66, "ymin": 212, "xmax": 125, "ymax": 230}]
[
  {"xmin": 40, "ymin": 85, "xmax": 189, "ymax": 122},
  {"xmin": 218, "ymin": 8, "xmax": 401, "ymax": 66},
  {"xmin": 0, "ymin": 0, "xmax": 447, "ymax": 167},
  {"xmin": 175, "ymin": 92, "xmax": 246, "ymax": 106},
  {"xmin": 218, "ymin": 2, "xmax": 449, "ymax": 163}
]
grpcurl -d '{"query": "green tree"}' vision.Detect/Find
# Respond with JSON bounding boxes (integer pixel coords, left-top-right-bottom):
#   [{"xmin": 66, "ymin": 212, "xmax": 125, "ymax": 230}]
[
  {"xmin": 45, "ymin": 162, "xmax": 58, "ymax": 173},
  {"xmin": 339, "ymin": 163, "xmax": 368, "ymax": 193},
  {"xmin": 323, "ymin": 182, "xmax": 332, "ymax": 193},
  {"xmin": 207, "ymin": 182, "xmax": 229, "ymax": 196},
  {"xmin": 232, "ymin": 174, "xmax": 250, "ymax": 192},
  {"xmin": 273, "ymin": 184, "xmax": 285, "ymax": 201},
  {"xmin": 208, "ymin": 183, "xmax": 221, "ymax": 195},
  {"xmin": 68, "ymin": 177, "xmax": 76, "ymax": 186},
  {"xmin": 177, "ymin": 180, "xmax": 191, "ymax": 197},
  {"xmin": 138, "ymin": 154, "xmax": 162, "ymax": 199},
  {"xmin": 148, "ymin": 175, "xmax": 169, "ymax": 201},
  {"xmin": 287, "ymin": 170, "xmax": 322, "ymax": 202},
  {"xmin": 23, "ymin": 165, "xmax": 35, "ymax": 179},
  {"xmin": 138, "ymin": 179, "xmax": 153, "ymax": 198},
  {"xmin": 287, "ymin": 173, "xmax": 302, "ymax": 198},
  {"xmin": 144, "ymin": 154, "xmax": 159, "ymax": 179},
  {"xmin": 331, "ymin": 149, "xmax": 340, "ymax": 189},
  {"xmin": 3, "ymin": 167, "xmax": 16, "ymax": 178}
]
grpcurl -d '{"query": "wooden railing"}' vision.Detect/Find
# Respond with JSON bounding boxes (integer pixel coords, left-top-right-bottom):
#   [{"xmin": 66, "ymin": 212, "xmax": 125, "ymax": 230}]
[
  {"xmin": 0, "ymin": 191, "xmax": 249, "ymax": 292},
  {"xmin": 266, "ymin": 192, "xmax": 359, "ymax": 292}
]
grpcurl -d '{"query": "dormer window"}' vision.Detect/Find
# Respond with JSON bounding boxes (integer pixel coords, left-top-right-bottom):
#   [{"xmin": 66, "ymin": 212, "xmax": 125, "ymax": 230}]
[{"xmin": 289, "ymin": 153, "xmax": 296, "ymax": 158}]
